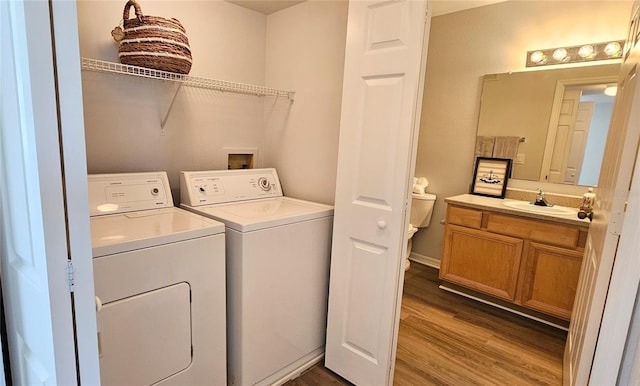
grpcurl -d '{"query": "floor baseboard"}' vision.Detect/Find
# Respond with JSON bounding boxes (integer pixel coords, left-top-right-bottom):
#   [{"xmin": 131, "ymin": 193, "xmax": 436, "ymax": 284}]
[{"xmin": 409, "ymin": 252, "xmax": 440, "ymax": 269}]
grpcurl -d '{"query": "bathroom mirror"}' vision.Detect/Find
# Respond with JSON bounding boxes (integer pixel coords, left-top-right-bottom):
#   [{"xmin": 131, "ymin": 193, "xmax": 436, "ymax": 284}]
[{"xmin": 476, "ymin": 63, "xmax": 619, "ymax": 185}]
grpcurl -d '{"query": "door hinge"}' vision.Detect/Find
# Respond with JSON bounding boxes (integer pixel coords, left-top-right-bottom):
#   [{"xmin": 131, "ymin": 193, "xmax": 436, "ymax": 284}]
[
  {"xmin": 67, "ymin": 260, "xmax": 75, "ymax": 292},
  {"xmin": 609, "ymin": 211, "xmax": 626, "ymax": 236}
]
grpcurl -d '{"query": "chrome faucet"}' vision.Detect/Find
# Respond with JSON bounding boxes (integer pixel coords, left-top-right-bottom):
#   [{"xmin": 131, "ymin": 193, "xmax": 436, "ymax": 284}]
[{"xmin": 534, "ymin": 188, "xmax": 553, "ymax": 207}]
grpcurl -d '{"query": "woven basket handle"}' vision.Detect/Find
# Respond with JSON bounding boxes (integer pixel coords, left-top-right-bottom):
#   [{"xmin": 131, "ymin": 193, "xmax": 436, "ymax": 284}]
[{"xmin": 123, "ymin": 0, "xmax": 143, "ymax": 23}]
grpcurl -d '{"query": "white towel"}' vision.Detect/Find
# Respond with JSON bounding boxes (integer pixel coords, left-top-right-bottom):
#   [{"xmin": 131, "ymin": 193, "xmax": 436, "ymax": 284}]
[
  {"xmin": 493, "ymin": 136, "xmax": 520, "ymax": 159},
  {"xmin": 475, "ymin": 136, "xmax": 495, "ymax": 158},
  {"xmin": 413, "ymin": 177, "xmax": 429, "ymax": 194}
]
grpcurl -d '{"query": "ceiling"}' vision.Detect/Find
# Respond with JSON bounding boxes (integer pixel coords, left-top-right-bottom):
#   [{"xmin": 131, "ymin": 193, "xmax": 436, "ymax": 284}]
[
  {"xmin": 226, "ymin": 0, "xmax": 307, "ymax": 15},
  {"xmin": 431, "ymin": 0, "xmax": 507, "ymax": 16},
  {"xmin": 226, "ymin": 0, "xmax": 507, "ymax": 16}
]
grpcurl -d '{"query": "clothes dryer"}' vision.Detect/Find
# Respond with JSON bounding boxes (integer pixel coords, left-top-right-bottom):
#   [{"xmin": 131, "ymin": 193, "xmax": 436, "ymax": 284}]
[
  {"xmin": 180, "ymin": 168, "xmax": 334, "ymax": 386},
  {"xmin": 89, "ymin": 172, "xmax": 226, "ymax": 386}
]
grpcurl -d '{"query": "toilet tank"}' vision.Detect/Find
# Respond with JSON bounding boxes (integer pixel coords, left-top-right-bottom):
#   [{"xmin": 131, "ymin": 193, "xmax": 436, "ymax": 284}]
[{"xmin": 410, "ymin": 193, "xmax": 436, "ymax": 228}]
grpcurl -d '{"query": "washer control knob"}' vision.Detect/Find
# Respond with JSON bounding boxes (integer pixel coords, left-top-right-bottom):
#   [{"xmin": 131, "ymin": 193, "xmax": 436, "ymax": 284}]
[
  {"xmin": 199, "ymin": 187, "xmax": 206, "ymax": 193},
  {"xmin": 258, "ymin": 177, "xmax": 271, "ymax": 191}
]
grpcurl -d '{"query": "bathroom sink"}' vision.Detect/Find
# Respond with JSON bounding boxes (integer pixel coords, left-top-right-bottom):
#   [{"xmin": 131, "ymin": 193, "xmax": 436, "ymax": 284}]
[{"xmin": 502, "ymin": 200, "xmax": 577, "ymax": 216}]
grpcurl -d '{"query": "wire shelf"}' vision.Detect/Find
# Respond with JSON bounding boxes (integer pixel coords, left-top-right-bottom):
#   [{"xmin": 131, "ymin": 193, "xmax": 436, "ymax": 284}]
[{"xmin": 81, "ymin": 57, "xmax": 295, "ymax": 100}]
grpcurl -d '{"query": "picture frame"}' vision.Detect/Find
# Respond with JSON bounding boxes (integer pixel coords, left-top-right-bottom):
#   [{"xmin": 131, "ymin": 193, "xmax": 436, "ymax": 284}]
[{"xmin": 470, "ymin": 157, "xmax": 512, "ymax": 199}]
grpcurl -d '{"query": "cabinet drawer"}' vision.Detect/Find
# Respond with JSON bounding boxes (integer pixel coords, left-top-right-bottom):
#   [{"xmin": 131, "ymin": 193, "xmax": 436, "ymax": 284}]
[
  {"xmin": 486, "ymin": 213, "xmax": 580, "ymax": 249},
  {"xmin": 447, "ymin": 205, "xmax": 482, "ymax": 229}
]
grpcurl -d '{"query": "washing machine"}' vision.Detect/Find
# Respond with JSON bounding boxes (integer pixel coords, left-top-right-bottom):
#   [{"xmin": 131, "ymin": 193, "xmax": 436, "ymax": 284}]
[
  {"xmin": 89, "ymin": 171, "xmax": 227, "ymax": 386},
  {"xmin": 180, "ymin": 168, "xmax": 334, "ymax": 386}
]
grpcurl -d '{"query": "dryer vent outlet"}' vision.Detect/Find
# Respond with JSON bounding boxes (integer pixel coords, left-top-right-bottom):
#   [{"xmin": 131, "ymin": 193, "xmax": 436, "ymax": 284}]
[{"xmin": 228, "ymin": 153, "xmax": 254, "ymax": 170}]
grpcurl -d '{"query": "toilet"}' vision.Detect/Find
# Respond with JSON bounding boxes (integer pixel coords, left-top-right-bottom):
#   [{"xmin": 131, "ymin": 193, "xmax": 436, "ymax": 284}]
[{"xmin": 405, "ymin": 178, "xmax": 436, "ymax": 270}]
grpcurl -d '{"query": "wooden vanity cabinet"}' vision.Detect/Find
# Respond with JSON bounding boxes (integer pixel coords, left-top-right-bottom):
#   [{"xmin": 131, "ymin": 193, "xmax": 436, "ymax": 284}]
[
  {"xmin": 441, "ymin": 224, "xmax": 523, "ymax": 301},
  {"xmin": 439, "ymin": 204, "xmax": 588, "ymax": 321},
  {"xmin": 517, "ymin": 242, "xmax": 583, "ymax": 320}
]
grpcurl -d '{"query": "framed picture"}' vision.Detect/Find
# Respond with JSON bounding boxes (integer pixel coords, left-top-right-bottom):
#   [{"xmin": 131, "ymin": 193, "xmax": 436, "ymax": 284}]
[{"xmin": 470, "ymin": 157, "xmax": 512, "ymax": 198}]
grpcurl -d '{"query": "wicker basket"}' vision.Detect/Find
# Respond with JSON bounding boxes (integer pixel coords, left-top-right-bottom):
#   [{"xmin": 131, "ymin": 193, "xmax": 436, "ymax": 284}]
[{"xmin": 118, "ymin": 0, "xmax": 192, "ymax": 74}]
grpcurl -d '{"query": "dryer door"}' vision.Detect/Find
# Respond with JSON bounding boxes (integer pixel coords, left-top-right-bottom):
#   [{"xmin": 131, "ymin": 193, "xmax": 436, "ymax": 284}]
[{"xmin": 97, "ymin": 282, "xmax": 192, "ymax": 385}]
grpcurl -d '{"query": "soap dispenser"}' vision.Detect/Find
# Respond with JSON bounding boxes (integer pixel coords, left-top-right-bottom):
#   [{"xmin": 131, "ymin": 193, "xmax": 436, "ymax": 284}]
[
  {"xmin": 578, "ymin": 187, "xmax": 596, "ymax": 220},
  {"xmin": 580, "ymin": 187, "xmax": 596, "ymax": 212}
]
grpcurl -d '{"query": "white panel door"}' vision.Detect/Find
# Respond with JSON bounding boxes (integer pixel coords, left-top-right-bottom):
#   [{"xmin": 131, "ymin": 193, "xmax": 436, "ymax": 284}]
[
  {"xmin": 548, "ymin": 90, "xmax": 581, "ymax": 183},
  {"xmin": 564, "ymin": 31, "xmax": 640, "ymax": 385},
  {"xmin": 325, "ymin": 1, "xmax": 429, "ymax": 385},
  {"xmin": 1, "ymin": 1, "xmax": 81, "ymax": 384},
  {"xmin": 563, "ymin": 102, "xmax": 593, "ymax": 184}
]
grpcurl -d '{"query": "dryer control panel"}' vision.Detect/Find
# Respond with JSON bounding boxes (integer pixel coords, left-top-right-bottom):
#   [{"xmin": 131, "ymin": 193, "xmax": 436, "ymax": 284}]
[
  {"xmin": 180, "ymin": 168, "xmax": 283, "ymax": 206},
  {"xmin": 88, "ymin": 172, "xmax": 173, "ymax": 216}
]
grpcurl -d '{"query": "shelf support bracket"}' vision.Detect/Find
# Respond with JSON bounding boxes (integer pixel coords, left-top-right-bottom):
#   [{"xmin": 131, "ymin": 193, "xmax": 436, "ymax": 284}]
[{"xmin": 160, "ymin": 82, "xmax": 183, "ymax": 134}]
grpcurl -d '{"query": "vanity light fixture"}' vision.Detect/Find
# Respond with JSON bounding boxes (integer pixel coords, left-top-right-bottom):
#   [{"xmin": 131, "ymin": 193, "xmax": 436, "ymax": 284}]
[{"xmin": 526, "ymin": 40, "xmax": 625, "ymax": 67}]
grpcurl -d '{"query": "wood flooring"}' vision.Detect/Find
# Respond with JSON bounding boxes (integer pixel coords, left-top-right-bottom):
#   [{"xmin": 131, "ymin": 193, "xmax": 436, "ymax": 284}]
[{"xmin": 285, "ymin": 263, "xmax": 567, "ymax": 386}]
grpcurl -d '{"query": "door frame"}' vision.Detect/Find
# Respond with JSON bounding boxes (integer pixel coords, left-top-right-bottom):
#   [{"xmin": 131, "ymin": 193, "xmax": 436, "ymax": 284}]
[
  {"xmin": 539, "ymin": 75, "xmax": 618, "ymax": 182},
  {"xmin": 0, "ymin": 0, "xmax": 99, "ymax": 383},
  {"xmin": 49, "ymin": 1, "xmax": 101, "ymax": 383}
]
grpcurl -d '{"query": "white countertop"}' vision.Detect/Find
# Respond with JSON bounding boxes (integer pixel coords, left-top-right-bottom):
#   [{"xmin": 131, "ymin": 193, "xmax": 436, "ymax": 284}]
[{"xmin": 445, "ymin": 194, "xmax": 591, "ymax": 227}]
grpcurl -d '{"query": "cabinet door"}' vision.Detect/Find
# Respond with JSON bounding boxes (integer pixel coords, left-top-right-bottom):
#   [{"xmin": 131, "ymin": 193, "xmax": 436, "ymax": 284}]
[
  {"xmin": 518, "ymin": 242, "xmax": 583, "ymax": 320},
  {"xmin": 440, "ymin": 224, "xmax": 524, "ymax": 301}
]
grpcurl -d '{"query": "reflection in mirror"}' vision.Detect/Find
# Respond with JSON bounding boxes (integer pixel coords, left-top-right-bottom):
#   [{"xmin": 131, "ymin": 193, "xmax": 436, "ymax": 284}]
[{"xmin": 476, "ymin": 64, "xmax": 619, "ymax": 186}]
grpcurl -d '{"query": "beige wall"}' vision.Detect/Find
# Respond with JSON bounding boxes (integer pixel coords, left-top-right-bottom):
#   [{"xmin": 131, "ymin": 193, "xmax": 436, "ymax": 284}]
[
  {"xmin": 264, "ymin": 0, "xmax": 348, "ymax": 205},
  {"xmin": 77, "ymin": 0, "xmax": 347, "ymax": 205},
  {"xmin": 412, "ymin": 0, "xmax": 632, "ymax": 264}
]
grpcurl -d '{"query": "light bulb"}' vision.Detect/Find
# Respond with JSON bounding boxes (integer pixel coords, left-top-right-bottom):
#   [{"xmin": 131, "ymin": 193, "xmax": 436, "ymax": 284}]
[
  {"xmin": 530, "ymin": 51, "xmax": 547, "ymax": 64},
  {"xmin": 578, "ymin": 44, "xmax": 595, "ymax": 59},
  {"xmin": 552, "ymin": 48, "xmax": 569, "ymax": 62},
  {"xmin": 604, "ymin": 86, "xmax": 618, "ymax": 96},
  {"xmin": 604, "ymin": 42, "xmax": 622, "ymax": 57}
]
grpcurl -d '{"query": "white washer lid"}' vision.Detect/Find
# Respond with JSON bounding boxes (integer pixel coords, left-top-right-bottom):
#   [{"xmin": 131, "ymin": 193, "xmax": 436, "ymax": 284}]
[
  {"xmin": 91, "ymin": 207, "xmax": 224, "ymax": 257},
  {"xmin": 181, "ymin": 197, "xmax": 334, "ymax": 232}
]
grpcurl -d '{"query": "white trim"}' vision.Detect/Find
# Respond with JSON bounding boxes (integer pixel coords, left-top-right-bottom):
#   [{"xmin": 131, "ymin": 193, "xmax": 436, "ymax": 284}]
[
  {"xmin": 271, "ymin": 353, "xmax": 324, "ymax": 386},
  {"xmin": 408, "ymin": 252, "xmax": 440, "ymax": 269},
  {"xmin": 50, "ymin": 1, "xmax": 101, "ymax": 383},
  {"xmin": 439, "ymin": 285, "xmax": 569, "ymax": 331},
  {"xmin": 590, "ymin": 90, "xmax": 640, "ymax": 384}
]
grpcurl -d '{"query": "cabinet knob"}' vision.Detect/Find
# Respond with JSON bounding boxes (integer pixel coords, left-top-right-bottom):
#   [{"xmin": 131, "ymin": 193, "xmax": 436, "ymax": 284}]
[{"xmin": 377, "ymin": 220, "xmax": 387, "ymax": 229}]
